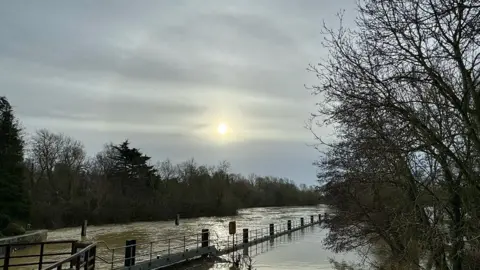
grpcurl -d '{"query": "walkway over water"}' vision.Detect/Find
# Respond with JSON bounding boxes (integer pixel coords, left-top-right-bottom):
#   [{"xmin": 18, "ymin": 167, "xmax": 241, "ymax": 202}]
[{"xmin": 0, "ymin": 213, "xmax": 327, "ymax": 270}]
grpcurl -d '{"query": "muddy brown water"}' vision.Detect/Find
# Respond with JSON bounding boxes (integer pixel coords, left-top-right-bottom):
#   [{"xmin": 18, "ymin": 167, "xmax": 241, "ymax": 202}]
[{"xmin": 2, "ymin": 205, "xmax": 363, "ymax": 269}]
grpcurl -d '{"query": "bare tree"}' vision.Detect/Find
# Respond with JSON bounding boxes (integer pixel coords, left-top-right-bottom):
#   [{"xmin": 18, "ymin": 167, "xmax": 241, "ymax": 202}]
[
  {"xmin": 59, "ymin": 135, "xmax": 85, "ymax": 172},
  {"xmin": 28, "ymin": 129, "xmax": 86, "ymax": 201},
  {"xmin": 29, "ymin": 129, "xmax": 63, "ymax": 184},
  {"xmin": 156, "ymin": 159, "xmax": 177, "ymax": 180},
  {"xmin": 309, "ymin": 1, "xmax": 480, "ymax": 269}
]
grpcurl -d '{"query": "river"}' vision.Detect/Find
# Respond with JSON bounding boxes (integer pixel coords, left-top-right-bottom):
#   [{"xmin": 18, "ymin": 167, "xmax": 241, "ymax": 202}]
[{"xmin": 5, "ymin": 205, "xmax": 364, "ymax": 269}]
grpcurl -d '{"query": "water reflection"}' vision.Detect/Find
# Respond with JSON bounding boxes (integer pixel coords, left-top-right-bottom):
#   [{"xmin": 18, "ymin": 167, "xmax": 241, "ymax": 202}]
[
  {"xmin": 211, "ymin": 227, "xmax": 310, "ymax": 270},
  {"xmin": 249, "ymin": 226, "xmax": 361, "ymax": 270}
]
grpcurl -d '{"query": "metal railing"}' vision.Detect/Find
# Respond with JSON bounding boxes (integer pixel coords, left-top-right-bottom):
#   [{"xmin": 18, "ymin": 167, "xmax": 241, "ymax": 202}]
[
  {"xmin": 92, "ymin": 214, "xmax": 324, "ymax": 269},
  {"xmin": 0, "ymin": 214, "xmax": 326, "ymax": 270},
  {"xmin": 217, "ymin": 219, "xmax": 307, "ymax": 254},
  {"xmin": 95, "ymin": 231, "xmax": 216, "ymax": 269},
  {"xmin": 0, "ymin": 240, "xmax": 78, "ymax": 269}
]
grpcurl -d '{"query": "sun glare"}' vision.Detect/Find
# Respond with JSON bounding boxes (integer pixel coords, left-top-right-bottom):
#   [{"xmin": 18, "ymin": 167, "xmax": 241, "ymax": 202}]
[{"xmin": 217, "ymin": 123, "xmax": 228, "ymax": 135}]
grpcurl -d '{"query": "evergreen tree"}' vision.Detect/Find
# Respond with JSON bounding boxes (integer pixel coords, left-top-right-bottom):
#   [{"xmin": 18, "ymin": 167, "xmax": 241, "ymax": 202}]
[
  {"xmin": 0, "ymin": 97, "xmax": 29, "ymax": 228},
  {"xmin": 110, "ymin": 140, "xmax": 157, "ymax": 194}
]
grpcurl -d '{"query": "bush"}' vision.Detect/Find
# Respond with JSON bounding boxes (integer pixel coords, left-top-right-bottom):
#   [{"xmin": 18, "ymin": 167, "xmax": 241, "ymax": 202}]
[
  {"xmin": 0, "ymin": 214, "xmax": 11, "ymax": 230},
  {"xmin": 2, "ymin": 222, "xmax": 26, "ymax": 236}
]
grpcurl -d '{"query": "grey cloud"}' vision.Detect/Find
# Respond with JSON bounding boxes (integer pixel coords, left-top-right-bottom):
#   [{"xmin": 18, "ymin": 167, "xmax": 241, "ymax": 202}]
[
  {"xmin": 0, "ymin": 0, "xmax": 315, "ymax": 100},
  {"xmin": 4, "ymin": 78, "xmax": 205, "ymax": 124},
  {"xmin": 0, "ymin": 0, "xmax": 357, "ymax": 183}
]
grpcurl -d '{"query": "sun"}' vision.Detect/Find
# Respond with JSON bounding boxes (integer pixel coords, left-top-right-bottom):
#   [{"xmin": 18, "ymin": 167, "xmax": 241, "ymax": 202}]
[{"xmin": 217, "ymin": 123, "xmax": 228, "ymax": 135}]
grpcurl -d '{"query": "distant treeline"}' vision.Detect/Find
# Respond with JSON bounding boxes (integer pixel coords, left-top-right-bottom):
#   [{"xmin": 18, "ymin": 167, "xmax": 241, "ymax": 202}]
[
  {"xmin": 0, "ymin": 97, "xmax": 319, "ymax": 230},
  {"xmin": 28, "ymin": 138, "xmax": 319, "ymax": 228}
]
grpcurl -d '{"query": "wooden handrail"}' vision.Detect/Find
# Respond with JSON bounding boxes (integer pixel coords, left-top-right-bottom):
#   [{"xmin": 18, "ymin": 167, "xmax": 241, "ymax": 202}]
[
  {"xmin": 0, "ymin": 239, "xmax": 77, "ymax": 247},
  {"xmin": 43, "ymin": 243, "xmax": 96, "ymax": 270},
  {"xmin": 8, "ymin": 251, "xmax": 72, "ymax": 259},
  {"xmin": 1, "ymin": 240, "xmax": 79, "ymax": 269}
]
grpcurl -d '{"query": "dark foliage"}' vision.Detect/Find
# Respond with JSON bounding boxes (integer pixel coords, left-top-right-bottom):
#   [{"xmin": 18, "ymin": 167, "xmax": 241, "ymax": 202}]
[{"xmin": 0, "ymin": 96, "xmax": 29, "ymax": 230}]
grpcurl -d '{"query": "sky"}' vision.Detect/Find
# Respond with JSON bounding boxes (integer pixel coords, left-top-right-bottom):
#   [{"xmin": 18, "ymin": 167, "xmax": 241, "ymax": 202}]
[{"xmin": 0, "ymin": 0, "xmax": 356, "ymax": 185}]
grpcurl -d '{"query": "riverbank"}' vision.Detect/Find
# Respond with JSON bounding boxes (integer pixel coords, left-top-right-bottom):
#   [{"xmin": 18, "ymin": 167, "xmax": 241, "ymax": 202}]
[
  {"xmin": 32, "ymin": 202, "xmax": 322, "ymax": 230},
  {"xmin": 0, "ymin": 230, "xmax": 47, "ymax": 256}
]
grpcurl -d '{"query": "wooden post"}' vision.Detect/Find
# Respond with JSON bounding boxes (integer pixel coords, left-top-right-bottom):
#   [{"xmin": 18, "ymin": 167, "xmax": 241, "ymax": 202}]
[
  {"xmin": 201, "ymin": 229, "xmax": 209, "ymax": 258},
  {"xmin": 76, "ymin": 255, "xmax": 81, "ymax": 269},
  {"xmin": 175, "ymin": 214, "xmax": 180, "ymax": 226},
  {"xmin": 83, "ymin": 249, "xmax": 89, "ymax": 270},
  {"xmin": 310, "ymin": 215, "xmax": 314, "ymax": 224},
  {"xmin": 3, "ymin": 245, "xmax": 11, "ymax": 270},
  {"xmin": 287, "ymin": 220, "xmax": 291, "ymax": 231},
  {"xmin": 70, "ymin": 242, "xmax": 77, "ymax": 269},
  {"xmin": 243, "ymin": 228, "xmax": 249, "ymax": 244},
  {"xmin": 38, "ymin": 243, "xmax": 44, "ymax": 270},
  {"xmin": 300, "ymin": 217, "xmax": 304, "ymax": 227},
  {"xmin": 90, "ymin": 246, "xmax": 97, "ymax": 269},
  {"xmin": 318, "ymin": 214, "xmax": 322, "ymax": 223},
  {"xmin": 124, "ymin": 239, "xmax": 136, "ymax": 267},
  {"xmin": 201, "ymin": 229, "xmax": 209, "ymax": 247},
  {"xmin": 269, "ymin": 224, "xmax": 274, "ymax": 237},
  {"xmin": 81, "ymin": 220, "xmax": 87, "ymax": 237}
]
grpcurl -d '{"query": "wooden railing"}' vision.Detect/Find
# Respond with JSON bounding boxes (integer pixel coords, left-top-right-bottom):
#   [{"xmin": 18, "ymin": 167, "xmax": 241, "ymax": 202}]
[
  {"xmin": 43, "ymin": 242, "xmax": 97, "ymax": 270},
  {"xmin": 0, "ymin": 240, "xmax": 78, "ymax": 269}
]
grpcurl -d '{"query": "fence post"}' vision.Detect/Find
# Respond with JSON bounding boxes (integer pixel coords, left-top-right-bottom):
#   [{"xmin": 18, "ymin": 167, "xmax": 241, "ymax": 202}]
[
  {"xmin": 243, "ymin": 228, "xmax": 249, "ymax": 244},
  {"xmin": 287, "ymin": 220, "xmax": 291, "ymax": 231},
  {"xmin": 201, "ymin": 229, "xmax": 209, "ymax": 258},
  {"xmin": 183, "ymin": 236, "xmax": 186, "ymax": 253},
  {"xmin": 269, "ymin": 224, "xmax": 274, "ymax": 237},
  {"xmin": 81, "ymin": 220, "xmax": 88, "ymax": 237},
  {"xmin": 318, "ymin": 213, "xmax": 322, "ymax": 223},
  {"xmin": 201, "ymin": 229, "xmax": 209, "ymax": 247},
  {"xmin": 175, "ymin": 214, "xmax": 180, "ymax": 226},
  {"xmin": 124, "ymin": 239, "xmax": 136, "ymax": 267},
  {"xmin": 70, "ymin": 241, "xmax": 80, "ymax": 269},
  {"xmin": 300, "ymin": 217, "xmax": 304, "ymax": 227},
  {"xmin": 242, "ymin": 229, "xmax": 249, "ymax": 256},
  {"xmin": 90, "ymin": 245, "xmax": 97, "ymax": 270},
  {"xmin": 196, "ymin": 233, "xmax": 199, "ymax": 250},
  {"xmin": 3, "ymin": 245, "xmax": 11, "ymax": 270},
  {"xmin": 38, "ymin": 243, "xmax": 44, "ymax": 270},
  {"xmin": 83, "ymin": 249, "xmax": 89, "ymax": 270}
]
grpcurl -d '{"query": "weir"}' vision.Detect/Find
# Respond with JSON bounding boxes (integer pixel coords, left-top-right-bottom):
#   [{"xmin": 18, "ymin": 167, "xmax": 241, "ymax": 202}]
[{"xmin": 0, "ymin": 214, "xmax": 325, "ymax": 270}]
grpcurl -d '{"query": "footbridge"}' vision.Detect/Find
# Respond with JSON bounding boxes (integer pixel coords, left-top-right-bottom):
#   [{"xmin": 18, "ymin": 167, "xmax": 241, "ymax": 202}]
[{"xmin": 0, "ymin": 213, "xmax": 328, "ymax": 270}]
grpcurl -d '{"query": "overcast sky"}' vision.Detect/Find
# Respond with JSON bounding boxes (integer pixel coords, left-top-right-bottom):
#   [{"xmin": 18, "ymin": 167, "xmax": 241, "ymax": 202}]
[{"xmin": 0, "ymin": 1, "xmax": 356, "ymax": 185}]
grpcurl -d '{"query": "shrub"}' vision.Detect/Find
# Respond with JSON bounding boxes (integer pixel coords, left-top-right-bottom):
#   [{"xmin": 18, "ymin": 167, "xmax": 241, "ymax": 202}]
[
  {"xmin": 2, "ymin": 223, "xmax": 26, "ymax": 236},
  {"xmin": 0, "ymin": 214, "xmax": 11, "ymax": 230}
]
